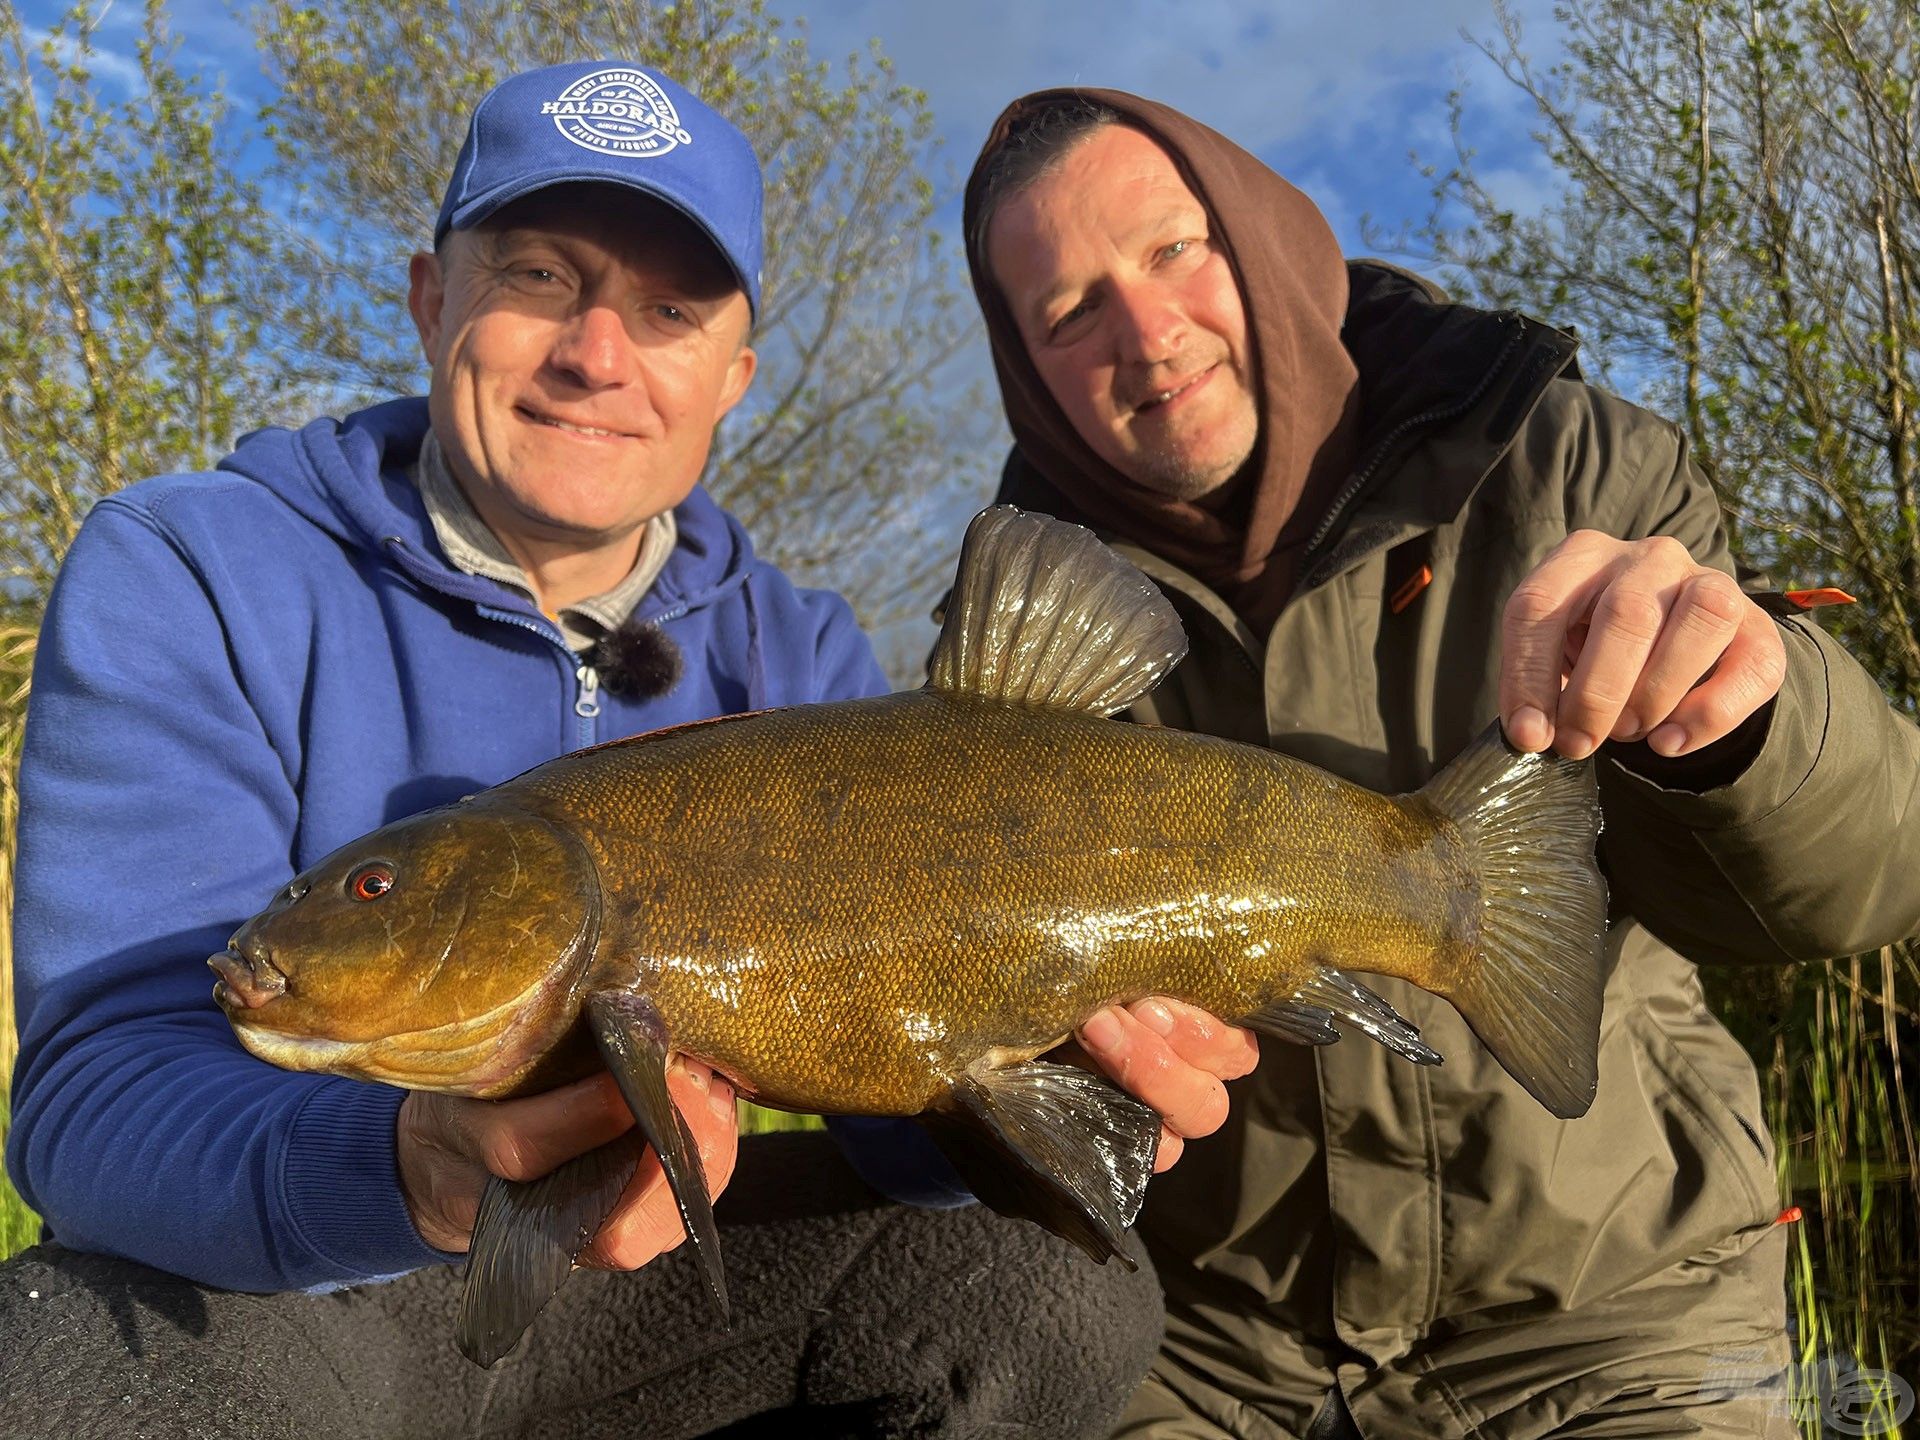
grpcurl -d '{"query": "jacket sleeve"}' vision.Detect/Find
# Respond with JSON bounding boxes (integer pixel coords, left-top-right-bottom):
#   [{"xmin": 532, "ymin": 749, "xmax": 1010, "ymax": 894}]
[
  {"xmin": 1576, "ymin": 397, "xmax": 1920, "ymax": 963},
  {"xmin": 4, "ymin": 499, "xmax": 449, "ymax": 1290}
]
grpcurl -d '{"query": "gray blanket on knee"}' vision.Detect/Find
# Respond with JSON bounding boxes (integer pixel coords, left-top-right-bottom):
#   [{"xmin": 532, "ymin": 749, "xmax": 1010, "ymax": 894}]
[{"xmin": 0, "ymin": 1132, "xmax": 1163, "ymax": 1439}]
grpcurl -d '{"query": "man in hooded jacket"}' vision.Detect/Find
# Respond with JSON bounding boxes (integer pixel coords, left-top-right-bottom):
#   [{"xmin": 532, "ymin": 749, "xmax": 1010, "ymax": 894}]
[{"xmin": 934, "ymin": 87, "xmax": 1920, "ymax": 1440}]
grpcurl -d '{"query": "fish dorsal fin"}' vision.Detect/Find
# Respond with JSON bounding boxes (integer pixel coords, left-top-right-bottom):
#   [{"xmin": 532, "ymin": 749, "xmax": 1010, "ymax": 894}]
[{"xmin": 928, "ymin": 506, "xmax": 1187, "ymax": 715}]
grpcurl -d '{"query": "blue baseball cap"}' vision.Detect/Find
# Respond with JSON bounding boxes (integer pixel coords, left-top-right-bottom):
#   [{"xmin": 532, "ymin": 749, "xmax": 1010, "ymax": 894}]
[{"xmin": 435, "ymin": 61, "xmax": 764, "ymax": 317}]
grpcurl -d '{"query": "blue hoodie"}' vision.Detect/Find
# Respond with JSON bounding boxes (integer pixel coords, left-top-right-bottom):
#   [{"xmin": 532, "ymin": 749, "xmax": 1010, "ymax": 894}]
[{"xmin": 5, "ymin": 397, "xmax": 962, "ymax": 1292}]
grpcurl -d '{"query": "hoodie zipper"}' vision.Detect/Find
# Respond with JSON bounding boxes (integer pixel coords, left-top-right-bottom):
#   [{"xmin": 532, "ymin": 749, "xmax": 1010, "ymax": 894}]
[
  {"xmin": 573, "ymin": 663, "xmax": 601, "ymax": 720},
  {"xmin": 1301, "ymin": 315, "xmax": 1529, "ymax": 569},
  {"xmin": 484, "ymin": 607, "xmax": 603, "ymax": 749},
  {"xmin": 382, "ymin": 535, "xmax": 606, "ymax": 750}
]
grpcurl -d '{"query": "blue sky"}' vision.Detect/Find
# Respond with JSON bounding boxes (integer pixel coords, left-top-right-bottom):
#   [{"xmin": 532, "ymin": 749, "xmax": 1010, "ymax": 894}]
[
  {"xmin": 20, "ymin": 0, "xmax": 1565, "ymax": 266},
  {"xmin": 787, "ymin": 0, "xmax": 1565, "ymax": 257}
]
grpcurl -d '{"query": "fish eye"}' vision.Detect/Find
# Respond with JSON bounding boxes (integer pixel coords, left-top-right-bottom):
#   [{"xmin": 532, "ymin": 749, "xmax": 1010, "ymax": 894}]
[{"xmin": 349, "ymin": 864, "xmax": 395, "ymax": 902}]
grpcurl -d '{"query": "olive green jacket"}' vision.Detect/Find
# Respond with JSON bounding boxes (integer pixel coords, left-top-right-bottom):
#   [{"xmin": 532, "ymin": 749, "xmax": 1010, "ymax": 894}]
[{"xmin": 1001, "ymin": 261, "xmax": 1920, "ymax": 1432}]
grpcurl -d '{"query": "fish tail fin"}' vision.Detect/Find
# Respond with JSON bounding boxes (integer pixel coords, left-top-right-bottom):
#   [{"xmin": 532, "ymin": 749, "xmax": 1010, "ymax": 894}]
[{"xmin": 1417, "ymin": 721, "xmax": 1608, "ymax": 1119}]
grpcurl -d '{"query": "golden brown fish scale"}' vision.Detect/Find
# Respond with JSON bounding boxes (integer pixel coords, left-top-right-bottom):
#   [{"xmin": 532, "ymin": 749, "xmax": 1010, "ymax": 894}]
[{"xmin": 512, "ymin": 691, "xmax": 1471, "ymax": 1116}]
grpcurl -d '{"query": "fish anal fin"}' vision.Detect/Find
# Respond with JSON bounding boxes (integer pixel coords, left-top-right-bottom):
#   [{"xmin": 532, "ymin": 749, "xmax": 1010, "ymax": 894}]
[
  {"xmin": 1241, "ymin": 1000, "xmax": 1341, "ymax": 1048},
  {"xmin": 1292, "ymin": 969, "xmax": 1445, "ymax": 1066},
  {"xmin": 919, "ymin": 1059, "xmax": 1160, "ymax": 1267},
  {"xmin": 455, "ymin": 1130, "xmax": 646, "ymax": 1368},
  {"xmin": 585, "ymin": 990, "xmax": 730, "ymax": 1325},
  {"xmin": 927, "ymin": 506, "xmax": 1187, "ymax": 715}
]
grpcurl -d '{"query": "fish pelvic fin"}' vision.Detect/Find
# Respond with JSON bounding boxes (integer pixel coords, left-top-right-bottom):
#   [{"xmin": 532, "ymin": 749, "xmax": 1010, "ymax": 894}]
[
  {"xmin": 455, "ymin": 1130, "xmax": 647, "ymax": 1368},
  {"xmin": 919, "ymin": 1059, "xmax": 1160, "ymax": 1267},
  {"xmin": 1418, "ymin": 721, "xmax": 1609, "ymax": 1120},
  {"xmin": 927, "ymin": 506, "xmax": 1187, "ymax": 715},
  {"xmin": 586, "ymin": 990, "xmax": 731, "ymax": 1324}
]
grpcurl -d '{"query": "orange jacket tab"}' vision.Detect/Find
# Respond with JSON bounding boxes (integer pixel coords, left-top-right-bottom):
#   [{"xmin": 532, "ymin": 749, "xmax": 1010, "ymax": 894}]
[
  {"xmin": 1783, "ymin": 587, "xmax": 1857, "ymax": 610},
  {"xmin": 1775, "ymin": 1205, "xmax": 1803, "ymax": 1225},
  {"xmin": 1390, "ymin": 564, "xmax": 1433, "ymax": 615}
]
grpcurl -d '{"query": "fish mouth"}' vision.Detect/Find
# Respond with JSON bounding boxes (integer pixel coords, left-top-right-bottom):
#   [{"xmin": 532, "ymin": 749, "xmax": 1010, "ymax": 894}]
[
  {"xmin": 209, "ymin": 945, "xmax": 288, "ymax": 1011},
  {"xmin": 223, "ymin": 957, "xmax": 596, "ymax": 1097}
]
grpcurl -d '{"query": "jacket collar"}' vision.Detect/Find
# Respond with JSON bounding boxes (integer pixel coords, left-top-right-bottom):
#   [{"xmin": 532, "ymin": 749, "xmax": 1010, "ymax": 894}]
[{"xmin": 1296, "ymin": 261, "xmax": 1578, "ymax": 590}]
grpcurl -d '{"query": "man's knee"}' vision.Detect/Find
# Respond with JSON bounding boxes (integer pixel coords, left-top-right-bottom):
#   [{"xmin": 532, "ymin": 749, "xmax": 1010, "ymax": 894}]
[
  {"xmin": 802, "ymin": 1202, "xmax": 1165, "ymax": 1439},
  {"xmin": 0, "ymin": 1243, "xmax": 372, "ymax": 1438}
]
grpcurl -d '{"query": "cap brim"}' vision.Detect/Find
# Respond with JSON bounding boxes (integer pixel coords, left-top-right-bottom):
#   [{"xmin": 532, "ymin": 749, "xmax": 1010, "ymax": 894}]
[{"xmin": 441, "ymin": 171, "xmax": 757, "ymax": 318}]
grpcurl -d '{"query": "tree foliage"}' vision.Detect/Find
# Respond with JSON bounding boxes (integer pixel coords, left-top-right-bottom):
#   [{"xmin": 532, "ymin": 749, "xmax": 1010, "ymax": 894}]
[
  {"xmin": 1, "ymin": 0, "xmax": 298, "ymax": 600},
  {"xmin": 0, "ymin": 0, "xmax": 302, "ymax": 1093},
  {"xmin": 1403, "ymin": 0, "xmax": 1920, "ymax": 1408},
  {"xmin": 1406, "ymin": 0, "xmax": 1920, "ymax": 713},
  {"xmin": 256, "ymin": 0, "xmax": 982, "ymax": 642}
]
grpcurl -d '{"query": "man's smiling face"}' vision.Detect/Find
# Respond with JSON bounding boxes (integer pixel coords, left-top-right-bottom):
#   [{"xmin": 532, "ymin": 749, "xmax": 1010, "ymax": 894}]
[
  {"xmin": 409, "ymin": 184, "xmax": 756, "ymax": 555},
  {"xmin": 987, "ymin": 123, "xmax": 1258, "ymax": 500}
]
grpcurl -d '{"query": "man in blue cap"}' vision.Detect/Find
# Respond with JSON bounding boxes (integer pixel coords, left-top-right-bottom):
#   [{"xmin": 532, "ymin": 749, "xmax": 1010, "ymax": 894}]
[{"xmin": 0, "ymin": 63, "xmax": 1164, "ymax": 1436}]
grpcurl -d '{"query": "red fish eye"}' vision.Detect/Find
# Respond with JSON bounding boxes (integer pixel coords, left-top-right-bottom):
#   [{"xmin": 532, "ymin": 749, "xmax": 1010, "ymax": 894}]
[{"xmin": 350, "ymin": 865, "xmax": 394, "ymax": 902}]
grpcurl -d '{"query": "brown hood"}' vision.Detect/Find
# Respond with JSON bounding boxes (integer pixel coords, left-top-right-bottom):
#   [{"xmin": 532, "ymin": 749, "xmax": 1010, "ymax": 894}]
[{"xmin": 963, "ymin": 89, "xmax": 1360, "ymax": 628}]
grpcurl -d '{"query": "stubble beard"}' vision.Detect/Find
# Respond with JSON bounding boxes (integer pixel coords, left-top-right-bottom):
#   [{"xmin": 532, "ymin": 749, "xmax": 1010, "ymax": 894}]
[{"xmin": 1123, "ymin": 409, "xmax": 1259, "ymax": 501}]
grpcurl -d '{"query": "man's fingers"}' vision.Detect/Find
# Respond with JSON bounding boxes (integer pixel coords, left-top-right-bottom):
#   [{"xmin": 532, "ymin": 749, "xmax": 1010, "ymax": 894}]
[
  {"xmin": 465, "ymin": 1071, "xmax": 634, "ymax": 1184},
  {"xmin": 1553, "ymin": 544, "xmax": 1690, "ymax": 757},
  {"xmin": 574, "ymin": 1153, "xmax": 676, "ymax": 1269},
  {"xmin": 1077, "ymin": 1005, "xmax": 1231, "ymax": 1141},
  {"xmin": 581, "ymin": 1061, "xmax": 738, "ymax": 1271},
  {"xmin": 1125, "ymin": 997, "xmax": 1259, "ymax": 1081},
  {"xmin": 1648, "ymin": 606, "xmax": 1786, "ymax": 755},
  {"xmin": 1615, "ymin": 569, "xmax": 1749, "ymax": 742},
  {"xmin": 1500, "ymin": 535, "xmax": 1615, "ymax": 752},
  {"xmin": 1152, "ymin": 1126, "xmax": 1184, "ymax": 1174},
  {"xmin": 395, "ymin": 1072, "xmax": 638, "ymax": 1253}
]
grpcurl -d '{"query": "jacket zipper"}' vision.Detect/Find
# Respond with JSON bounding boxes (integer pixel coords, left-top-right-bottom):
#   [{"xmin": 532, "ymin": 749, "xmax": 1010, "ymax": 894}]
[
  {"xmin": 381, "ymin": 536, "xmax": 605, "ymax": 750},
  {"xmin": 484, "ymin": 607, "xmax": 602, "ymax": 749},
  {"xmin": 1302, "ymin": 316, "xmax": 1529, "ymax": 567},
  {"xmin": 573, "ymin": 663, "xmax": 601, "ymax": 720}
]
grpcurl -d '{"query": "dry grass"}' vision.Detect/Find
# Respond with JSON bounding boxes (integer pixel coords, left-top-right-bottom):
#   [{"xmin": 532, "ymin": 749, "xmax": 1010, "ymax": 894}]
[
  {"xmin": 1710, "ymin": 949, "xmax": 1919, "ymax": 1436},
  {"xmin": 1, "ymin": 620, "xmax": 36, "ymax": 1260}
]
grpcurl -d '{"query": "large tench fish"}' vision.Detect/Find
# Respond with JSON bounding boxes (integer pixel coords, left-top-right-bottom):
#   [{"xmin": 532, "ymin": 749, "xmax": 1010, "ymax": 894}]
[{"xmin": 212, "ymin": 506, "xmax": 1607, "ymax": 1367}]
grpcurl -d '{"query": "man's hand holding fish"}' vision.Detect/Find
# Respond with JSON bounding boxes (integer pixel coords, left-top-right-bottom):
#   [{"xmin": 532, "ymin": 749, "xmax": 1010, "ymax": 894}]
[{"xmin": 397, "ymin": 1066, "xmax": 738, "ymax": 1266}]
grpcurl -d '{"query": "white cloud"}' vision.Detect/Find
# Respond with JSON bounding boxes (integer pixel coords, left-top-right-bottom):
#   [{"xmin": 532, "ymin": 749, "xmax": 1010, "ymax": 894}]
[
  {"xmin": 783, "ymin": 0, "xmax": 1563, "ymax": 162},
  {"xmin": 20, "ymin": 20, "xmax": 145, "ymax": 93}
]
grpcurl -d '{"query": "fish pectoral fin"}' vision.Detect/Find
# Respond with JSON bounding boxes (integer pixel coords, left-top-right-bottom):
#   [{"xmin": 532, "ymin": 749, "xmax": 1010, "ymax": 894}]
[
  {"xmin": 926, "ymin": 506, "xmax": 1187, "ymax": 715},
  {"xmin": 919, "ymin": 1059, "xmax": 1160, "ymax": 1268},
  {"xmin": 585, "ymin": 990, "xmax": 730, "ymax": 1326},
  {"xmin": 1289, "ymin": 969, "xmax": 1444, "ymax": 1066},
  {"xmin": 455, "ymin": 1130, "xmax": 647, "ymax": 1368},
  {"xmin": 1241, "ymin": 1000, "xmax": 1342, "ymax": 1048}
]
